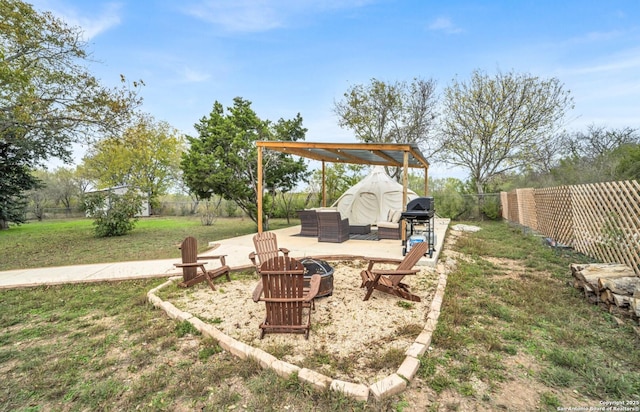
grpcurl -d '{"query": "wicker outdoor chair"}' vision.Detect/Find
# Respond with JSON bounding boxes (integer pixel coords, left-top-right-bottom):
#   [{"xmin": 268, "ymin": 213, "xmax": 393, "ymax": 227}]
[
  {"xmin": 296, "ymin": 209, "xmax": 318, "ymax": 237},
  {"xmin": 316, "ymin": 210, "xmax": 349, "ymax": 243}
]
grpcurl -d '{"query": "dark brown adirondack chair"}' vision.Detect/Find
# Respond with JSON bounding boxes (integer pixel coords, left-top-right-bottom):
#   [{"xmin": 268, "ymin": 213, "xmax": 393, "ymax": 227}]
[
  {"xmin": 174, "ymin": 236, "xmax": 231, "ymax": 291},
  {"xmin": 248, "ymin": 232, "xmax": 290, "ymax": 272},
  {"xmin": 252, "ymin": 256, "xmax": 321, "ymax": 339},
  {"xmin": 360, "ymin": 241, "xmax": 428, "ymax": 302}
]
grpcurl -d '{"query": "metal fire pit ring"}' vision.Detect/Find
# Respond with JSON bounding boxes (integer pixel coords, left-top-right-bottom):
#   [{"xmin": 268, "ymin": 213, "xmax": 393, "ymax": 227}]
[{"xmin": 300, "ymin": 258, "xmax": 334, "ymax": 297}]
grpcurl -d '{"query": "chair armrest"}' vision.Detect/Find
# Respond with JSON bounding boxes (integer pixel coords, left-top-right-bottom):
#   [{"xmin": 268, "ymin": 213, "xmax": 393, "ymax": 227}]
[
  {"xmin": 279, "ymin": 248, "xmax": 290, "ymax": 255},
  {"xmin": 370, "ymin": 269, "xmax": 420, "ymax": 276},
  {"xmin": 304, "ymin": 274, "xmax": 321, "ymax": 302},
  {"xmin": 365, "ymin": 257, "xmax": 403, "ymax": 270},
  {"xmin": 174, "ymin": 262, "xmax": 207, "ymax": 269},
  {"xmin": 252, "ymin": 282, "xmax": 263, "ymax": 302},
  {"xmin": 198, "ymin": 254, "xmax": 227, "ymax": 259},
  {"xmin": 198, "ymin": 255, "xmax": 227, "ymax": 266}
]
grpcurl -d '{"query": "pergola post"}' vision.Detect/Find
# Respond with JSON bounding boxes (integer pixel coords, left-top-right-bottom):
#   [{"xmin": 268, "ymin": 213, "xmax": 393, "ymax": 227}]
[
  {"xmin": 401, "ymin": 151, "xmax": 409, "ymax": 243},
  {"xmin": 424, "ymin": 166, "xmax": 429, "ymax": 195},
  {"xmin": 257, "ymin": 145, "xmax": 263, "ymax": 233},
  {"xmin": 322, "ymin": 160, "xmax": 326, "ymax": 207}
]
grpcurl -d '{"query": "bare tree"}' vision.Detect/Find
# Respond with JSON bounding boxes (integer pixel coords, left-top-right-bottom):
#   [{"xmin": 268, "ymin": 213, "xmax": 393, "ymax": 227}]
[
  {"xmin": 333, "ymin": 78, "xmax": 438, "ymax": 180},
  {"xmin": 561, "ymin": 124, "xmax": 639, "ymax": 160},
  {"xmin": 436, "ymin": 69, "xmax": 573, "ymax": 194}
]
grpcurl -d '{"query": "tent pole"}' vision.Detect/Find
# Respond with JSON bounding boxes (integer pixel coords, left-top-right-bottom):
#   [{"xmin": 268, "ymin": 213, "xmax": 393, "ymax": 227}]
[
  {"xmin": 257, "ymin": 145, "xmax": 263, "ymax": 233},
  {"xmin": 322, "ymin": 160, "xmax": 326, "ymax": 207}
]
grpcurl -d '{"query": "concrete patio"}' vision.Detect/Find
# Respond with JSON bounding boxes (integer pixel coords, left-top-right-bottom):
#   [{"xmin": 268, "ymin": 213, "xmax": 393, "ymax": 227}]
[{"xmin": 0, "ymin": 218, "xmax": 450, "ymax": 289}]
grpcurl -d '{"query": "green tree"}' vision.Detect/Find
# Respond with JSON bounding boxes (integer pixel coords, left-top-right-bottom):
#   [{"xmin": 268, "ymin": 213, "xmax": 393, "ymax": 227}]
[
  {"xmin": 437, "ymin": 69, "xmax": 573, "ymax": 194},
  {"xmin": 81, "ymin": 115, "xmax": 184, "ymax": 212},
  {"xmin": 0, "ymin": 0, "xmax": 142, "ymax": 228},
  {"xmin": 333, "ymin": 78, "xmax": 438, "ymax": 180},
  {"xmin": 49, "ymin": 167, "xmax": 81, "ymax": 213},
  {"xmin": 430, "ymin": 177, "xmax": 466, "ymax": 219},
  {"xmin": 308, "ymin": 164, "xmax": 365, "ymax": 207},
  {"xmin": 0, "ymin": 139, "xmax": 39, "ymax": 227},
  {"xmin": 546, "ymin": 126, "xmax": 639, "ymax": 185},
  {"xmin": 181, "ymin": 97, "xmax": 309, "ymax": 229},
  {"xmin": 614, "ymin": 143, "xmax": 640, "ymax": 180}
]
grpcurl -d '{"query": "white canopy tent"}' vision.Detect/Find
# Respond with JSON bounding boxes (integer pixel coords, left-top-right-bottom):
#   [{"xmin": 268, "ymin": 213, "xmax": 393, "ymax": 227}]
[{"xmin": 332, "ymin": 166, "xmax": 418, "ymax": 225}]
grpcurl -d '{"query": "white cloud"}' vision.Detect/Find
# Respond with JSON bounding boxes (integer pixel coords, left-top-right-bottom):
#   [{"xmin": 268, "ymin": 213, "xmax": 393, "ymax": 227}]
[
  {"xmin": 74, "ymin": 3, "xmax": 122, "ymax": 40},
  {"xmin": 428, "ymin": 17, "xmax": 463, "ymax": 34},
  {"xmin": 29, "ymin": 1, "xmax": 122, "ymax": 40},
  {"xmin": 560, "ymin": 50, "xmax": 640, "ymax": 76},
  {"xmin": 180, "ymin": 67, "xmax": 211, "ymax": 83},
  {"xmin": 182, "ymin": 0, "xmax": 377, "ymax": 33}
]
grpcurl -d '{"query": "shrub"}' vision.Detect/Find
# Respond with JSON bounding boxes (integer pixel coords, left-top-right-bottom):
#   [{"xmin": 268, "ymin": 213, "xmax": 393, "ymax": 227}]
[
  {"xmin": 84, "ymin": 190, "xmax": 142, "ymax": 237},
  {"xmin": 480, "ymin": 195, "xmax": 501, "ymax": 220}
]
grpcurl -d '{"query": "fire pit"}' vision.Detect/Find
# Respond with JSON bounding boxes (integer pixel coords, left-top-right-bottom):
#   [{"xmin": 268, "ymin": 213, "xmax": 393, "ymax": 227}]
[{"xmin": 300, "ymin": 258, "xmax": 334, "ymax": 297}]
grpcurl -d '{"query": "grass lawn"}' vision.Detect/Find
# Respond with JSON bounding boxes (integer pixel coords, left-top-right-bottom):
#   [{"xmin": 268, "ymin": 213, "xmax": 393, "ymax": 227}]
[
  {"xmin": 0, "ymin": 216, "xmax": 293, "ymax": 271},
  {"xmin": 1, "ymin": 218, "xmax": 639, "ymax": 411}
]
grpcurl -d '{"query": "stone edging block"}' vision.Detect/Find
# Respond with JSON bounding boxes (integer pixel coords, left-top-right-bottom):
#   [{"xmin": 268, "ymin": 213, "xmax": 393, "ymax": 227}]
[{"xmin": 370, "ymin": 374, "xmax": 407, "ymax": 400}]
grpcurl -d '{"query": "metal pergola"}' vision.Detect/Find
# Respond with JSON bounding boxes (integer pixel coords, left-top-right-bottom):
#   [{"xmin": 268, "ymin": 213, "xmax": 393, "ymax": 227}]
[{"xmin": 256, "ymin": 141, "xmax": 430, "ymax": 232}]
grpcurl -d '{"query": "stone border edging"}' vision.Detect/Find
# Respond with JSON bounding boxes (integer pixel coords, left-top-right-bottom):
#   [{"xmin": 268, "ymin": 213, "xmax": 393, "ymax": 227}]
[{"xmin": 147, "ymin": 261, "xmax": 450, "ymax": 403}]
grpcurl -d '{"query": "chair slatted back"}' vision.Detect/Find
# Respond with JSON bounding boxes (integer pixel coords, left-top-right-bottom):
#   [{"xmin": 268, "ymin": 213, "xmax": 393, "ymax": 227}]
[
  {"xmin": 388, "ymin": 241, "xmax": 428, "ymax": 286},
  {"xmin": 253, "ymin": 232, "xmax": 281, "ymax": 267},
  {"xmin": 260, "ymin": 256, "xmax": 306, "ymax": 328},
  {"xmin": 179, "ymin": 236, "xmax": 199, "ymax": 281}
]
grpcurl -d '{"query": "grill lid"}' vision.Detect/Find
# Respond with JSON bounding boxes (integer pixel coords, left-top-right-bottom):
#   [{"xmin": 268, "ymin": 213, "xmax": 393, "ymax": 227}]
[{"xmin": 406, "ymin": 197, "xmax": 434, "ymax": 211}]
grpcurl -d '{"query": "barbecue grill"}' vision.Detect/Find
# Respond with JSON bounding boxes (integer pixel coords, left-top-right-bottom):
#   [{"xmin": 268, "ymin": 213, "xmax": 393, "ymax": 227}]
[{"xmin": 401, "ymin": 197, "xmax": 436, "ymax": 257}]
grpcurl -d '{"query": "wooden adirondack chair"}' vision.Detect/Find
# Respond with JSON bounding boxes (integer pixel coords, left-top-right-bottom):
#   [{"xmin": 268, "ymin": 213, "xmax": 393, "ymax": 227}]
[
  {"xmin": 174, "ymin": 236, "xmax": 231, "ymax": 291},
  {"xmin": 252, "ymin": 256, "xmax": 321, "ymax": 339},
  {"xmin": 360, "ymin": 241, "xmax": 428, "ymax": 302},
  {"xmin": 248, "ymin": 232, "xmax": 290, "ymax": 272}
]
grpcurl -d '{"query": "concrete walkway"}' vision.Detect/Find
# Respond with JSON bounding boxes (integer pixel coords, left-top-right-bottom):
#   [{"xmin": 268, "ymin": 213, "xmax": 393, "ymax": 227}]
[{"xmin": 0, "ymin": 219, "xmax": 450, "ymax": 289}]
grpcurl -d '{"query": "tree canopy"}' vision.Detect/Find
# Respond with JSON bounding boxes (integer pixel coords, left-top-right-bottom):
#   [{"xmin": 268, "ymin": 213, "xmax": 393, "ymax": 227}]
[
  {"xmin": 333, "ymin": 77, "xmax": 438, "ymax": 180},
  {"xmin": 547, "ymin": 125, "xmax": 640, "ymax": 185},
  {"xmin": 181, "ymin": 97, "xmax": 309, "ymax": 229},
  {"xmin": 437, "ymin": 69, "xmax": 573, "ymax": 194},
  {"xmin": 0, "ymin": 0, "xmax": 142, "ymax": 228},
  {"xmin": 81, "ymin": 115, "xmax": 184, "ymax": 210}
]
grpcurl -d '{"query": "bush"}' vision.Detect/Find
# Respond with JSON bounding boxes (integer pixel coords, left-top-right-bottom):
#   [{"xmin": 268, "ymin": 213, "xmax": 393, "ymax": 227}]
[
  {"xmin": 480, "ymin": 195, "xmax": 501, "ymax": 220},
  {"xmin": 84, "ymin": 190, "xmax": 142, "ymax": 237}
]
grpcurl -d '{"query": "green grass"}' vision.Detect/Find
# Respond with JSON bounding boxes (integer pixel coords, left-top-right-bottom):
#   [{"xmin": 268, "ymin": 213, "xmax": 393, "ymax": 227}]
[
  {"xmin": 0, "ymin": 216, "xmax": 293, "ymax": 270},
  {"xmin": 421, "ymin": 221, "xmax": 640, "ymax": 407}
]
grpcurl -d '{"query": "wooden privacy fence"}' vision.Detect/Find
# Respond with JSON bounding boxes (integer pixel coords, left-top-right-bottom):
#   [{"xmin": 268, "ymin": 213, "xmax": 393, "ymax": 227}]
[{"xmin": 501, "ymin": 180, "xmax": 640, "ymax": 276}]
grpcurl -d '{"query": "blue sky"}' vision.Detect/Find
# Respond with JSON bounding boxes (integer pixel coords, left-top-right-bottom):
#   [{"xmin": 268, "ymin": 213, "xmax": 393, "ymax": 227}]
[{"xmin": 31, "ymin": 0, "xmax": 640, "ymax": 179}]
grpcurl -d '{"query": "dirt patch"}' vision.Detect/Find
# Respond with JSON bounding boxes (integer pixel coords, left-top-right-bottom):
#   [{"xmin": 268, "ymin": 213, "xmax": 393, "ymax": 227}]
[{"xmin": 169, "ymin": 259, "xmax": 440, "ymax": 384}]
